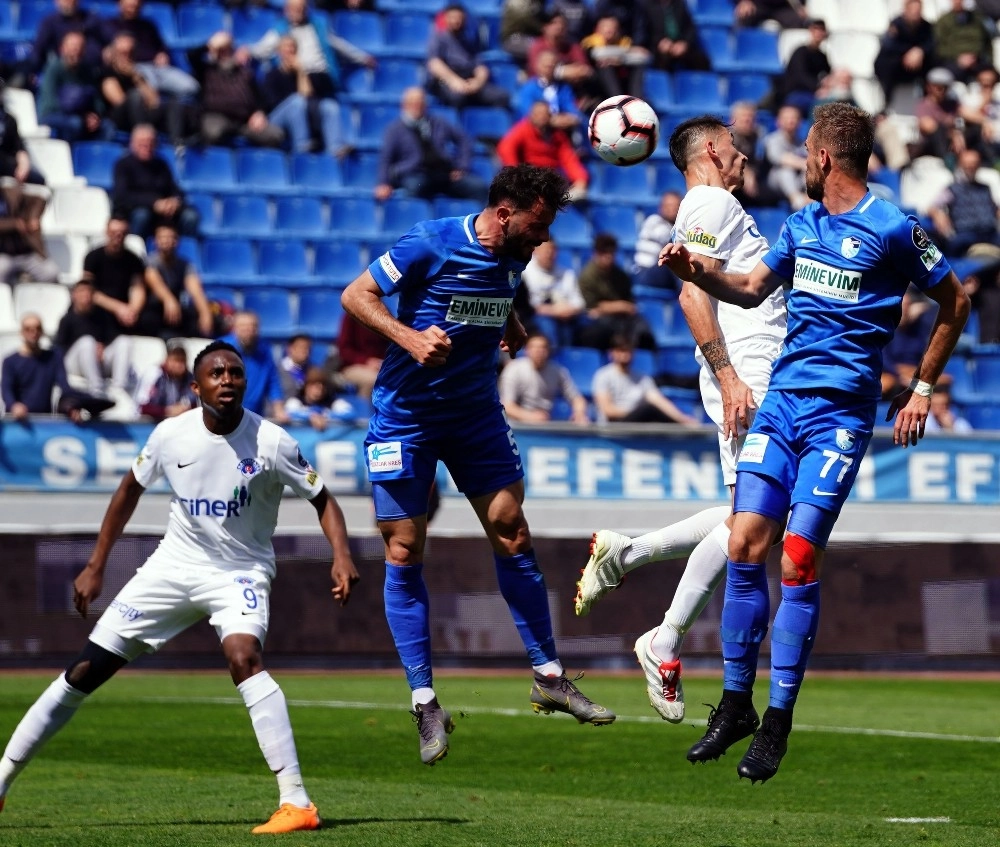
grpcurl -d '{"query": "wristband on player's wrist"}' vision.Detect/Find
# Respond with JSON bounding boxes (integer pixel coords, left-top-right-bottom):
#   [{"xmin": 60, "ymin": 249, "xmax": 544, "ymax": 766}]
[{"xmin": 908, "ymin": 379, "xmax": 934, "ymax": 397}]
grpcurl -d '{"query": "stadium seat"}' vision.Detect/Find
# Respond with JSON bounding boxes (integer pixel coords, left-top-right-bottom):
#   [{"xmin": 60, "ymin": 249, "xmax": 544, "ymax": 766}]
[
  {"xmin": 0, "ymin": 282, "xmax": 16, "ymax": 333},
  {"xmin": 72, "ymin": 141, "xmax": 124, "ymax": 190},
  {"xmin": 834, "ymin": 0, "xmax": 891, "ymax": 35},
  {"xmin": 201, "ymin": 238, "xmax": 257, "ymax": 285},
  {"xmin": 13, "ymin": 282, "xmax": 70, "ymax": 337},
  {"xmin": 383, "ymin": 12, "xmax": 434, "ymax": 59},
  {"xmin": 900, "ymin": 156, "xmax": 954, "ymax": 216},
  {"xmin": 130, "ymin": 335, "xmax": 169, "ymax": 379},
  {"xmin": 823, "ymin": 32, "xmax": 880, "ymax": 80},
  {"xmin": 291, "ymin": 153, "xmax": 345, "ymax": 196},
  {"xmin": 202, "ymin": 285, "xmax": 241, "ymax": 311},
  {"xmin": 235, "ymin": 148, "xmax": 292, "ymax": 194},
  {"xmin": 730, "ymin": 29, "xmax": 782, "ymax": 75},
  {"xmin": 590, "ymin": 204, "xmax": 640, "ymax": 250},
  {"xmin": 963, "ymin": 400, "xmax": 1000, "ymax": 430},
  {"xmin": 231, "ymin": 6, "xmax": 281, "ymax": 44},
  {"xmin": 44, "ymin": 233, "xmax": 89, "ymax": 284},
  {"xmin": 972, "ymin": 346, "xmax": 1000, "ymax": 392},
  {"xmin": 643, "ymin": 70, "xmax": 673, "ymax": 112},
  {"xmin": 25, "ymin": 138, "xmax": 84, "ymax": 188},
  {"xmin": 142, "ymin": 2, "xmax": 179, "ymax": 48},
  {"xmin": 275, "ymin": 196, "xmax": 327, "ymax": 238},
  {"xmin": 297, "ymin": 289, "xmax": 346, "ymax": 340},
  {"xmin": 432, "ymin": 197, "xmax": 480, "ymax": 218},
  {"xmin": 383, "ymin": 196, "xmax": 433, "ymax": 235},
  {"xmin": 332, "ymin": 10, "xmax": 386, "ymax": 54},
  {"xmin": 314, "ymin": 240, "xmax": 365, "ymax": 285},
  {"xmin": 636, "ymin": 299, "xmax": 675, "ymax": 348},
  {"xmin": 51, "ymin": 186, "xmax": 110, "ymax": 238},
  {"xmin": 219, "ymin": 195, "xmax": 273, "ymax": 239},
  {"xmin": 185, "ymin": 192, "xmax": 218, "ymax": 235},
  {"xmin": 340, "ymin": 151, "xmax": 380, "ymax": 192},
  {"xmin": 631, "ymin": 347, "xmax": 656, "ymax": 379},
  {"xmin": 749, "ymin": 207, "xmax": 788, "ymax": 245},
  {"xmin": 13, "ymin": 1, "xmax": 48, "ymax": 40},
  {"xmin": 726, "ymin": 73, "xmax": 774, "ymax": 107},
  {"xmin": 175, "ymin": 4, "xmax": 227, "ymax": 49},
  {"xmin": 652, "ymin": 162, "xmax": 686, "ymax": 195},
  {"xmin": 328, "ymin": 195, "xmax": 380, "ymax": 239},
  {"xmin": 656, "ymin": 343, "xmax": 700, "ymax": 381},
  {"xmin": 943, "ymin": 354, "xmax": 975, "ymax": 399},
  {"xmin": 177, "ymin": 236, "xmax": 202, "ymax": 272},
  {"xmin": 699, "ymin": 26, "xmax": 735, "ymax": 74},
  {"xmin": 370, "ymin": 58, "xmax": 424, "ymax": 101},
  {"xmin": 553, "ymin": 346, "xmax": 603, "ymax": 397},
  {"xmin": 180, "ymin": 147, "xmax": 237, "ymax": 193},
  {"xmin": 548, "ymin": 205, "xmax": 593, "ymax": 250},
  {"xmin": 462, "ymin": 106, "xmax": 513, "ymax": 144},
  {"xmin": 242, "ymin": 289, "xmax": 297, "ymax": 340},
  {"xmin": 670, "ymin": 71, "xmax": 726, "ymax": 115},
  {"xmin": 593, "ymin": 164, "xmax": 651, "ymax": 203},
  {"xmin": 690, "ymin": 0, "xmax": 735, "ymax": 26},
  {"xmin": 355, "ymin": 103, "xmax": 399, "ymax": 148},
  {"xmin": 259, "ymin": 240, "xmax": 316, "ymax": 287},
  {"xmin": 489, "ymin": 61, "xmax": 520, "ymax": 93},
  {"xmin": 2, "ymin": 86, "xmax": 49, "ymax": 139}
]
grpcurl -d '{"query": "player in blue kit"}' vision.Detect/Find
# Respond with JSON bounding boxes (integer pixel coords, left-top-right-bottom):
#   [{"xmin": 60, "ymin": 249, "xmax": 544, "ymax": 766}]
[
  {"xmin": 340, "ymin": 164, "xmax": 615, "ymax": 767},
  {"xmin": 662, "ymin": 104, "xmax": 970, "ymax": 783}
]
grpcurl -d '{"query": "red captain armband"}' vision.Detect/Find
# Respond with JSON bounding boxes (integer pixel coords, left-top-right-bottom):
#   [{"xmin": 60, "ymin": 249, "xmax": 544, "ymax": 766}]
[{"xmin": 782, "ymin": 532, "xmax": 817, "ymax": 585}]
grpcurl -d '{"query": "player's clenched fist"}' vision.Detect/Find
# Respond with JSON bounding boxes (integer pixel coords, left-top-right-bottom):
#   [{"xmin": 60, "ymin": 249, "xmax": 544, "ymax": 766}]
[{"xmin": 408, "ymin": 325, "xmax": 452, "ymax": 367}]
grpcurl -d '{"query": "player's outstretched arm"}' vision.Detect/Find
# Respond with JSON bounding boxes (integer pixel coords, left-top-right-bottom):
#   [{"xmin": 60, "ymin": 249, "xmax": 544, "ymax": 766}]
[
  {"xmin": 679, "ymin": 276, "xmax": 755, "ymax": 440},
  {"xmin": 341, "ymin": 271, "xmax": 452, "ymax": 367},
  {"xmin": 888, "ymin": 271, "xmax": 971, "ymax": 448},
  {"xmin": 660, "ymin": 244, "xmax": 782, "ymax": 308},
  {"xmin": 310, "ymin": 488, "xmax": 360, "ymax": 606},
  {"xmin": 74, "ymin": 470, "xmax": 146, "ymax": 618}
]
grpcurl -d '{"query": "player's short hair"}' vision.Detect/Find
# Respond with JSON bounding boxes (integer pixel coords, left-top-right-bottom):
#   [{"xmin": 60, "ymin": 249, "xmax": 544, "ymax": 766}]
[
  {"xmin": 488, "ymin": 164, "xmax": 571, "ymax": 214},
  {"xmin": 810, "ymin": 103, "xmax": 874, "ymax": 180},
  {"xmin": 193, "ymin": 340, "xmax": 242, "ymax": 376},
  {"xmin": 668, "ymin": 114, "xmax": 729, "ymax": 172}
]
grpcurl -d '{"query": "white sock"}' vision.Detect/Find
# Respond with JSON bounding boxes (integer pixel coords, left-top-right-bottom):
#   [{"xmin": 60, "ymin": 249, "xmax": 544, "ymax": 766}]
[
  {"xmin": 238, "ymin": 672, "xmax": 309, "ymax": 809},
  {"xmin": 411, "ymin": 687, "xmax": 436, "ymax": 708},
  {"xmin": 652, "ymin": 522, "xmax": 731, "ymax": 662},
  {"xmin": 622, "ymin": 505, "xmax": 731, "ymax": 571},
  {"xmin": 0, "ymin": 675, "xmax": 87, "ymax": 797},
  {"xmin": 532, "ymin": 660, "xmax": 563, "ymax": 677}
]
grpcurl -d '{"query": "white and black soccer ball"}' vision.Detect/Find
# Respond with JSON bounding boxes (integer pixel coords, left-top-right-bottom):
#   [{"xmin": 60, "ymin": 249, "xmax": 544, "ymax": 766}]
[{"xmin": 588, "ymin": 95, "xmax": 659, "ymax": 166}]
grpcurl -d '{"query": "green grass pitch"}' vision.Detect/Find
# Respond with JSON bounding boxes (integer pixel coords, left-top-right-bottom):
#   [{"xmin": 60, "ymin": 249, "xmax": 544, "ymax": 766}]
[{"xmin": 0, "ymin": 671, "xmax": 998, "ymax": 846}]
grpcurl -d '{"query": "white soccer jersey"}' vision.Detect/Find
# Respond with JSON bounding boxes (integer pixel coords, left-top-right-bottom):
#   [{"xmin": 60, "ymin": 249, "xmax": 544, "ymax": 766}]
[
  {"xmin": 132, "ymin": 408, "xmax": 324, "ymax": 577},
  {"xmin": 673, "ymin": 184, "xmax": 786, "ymax": 349}
]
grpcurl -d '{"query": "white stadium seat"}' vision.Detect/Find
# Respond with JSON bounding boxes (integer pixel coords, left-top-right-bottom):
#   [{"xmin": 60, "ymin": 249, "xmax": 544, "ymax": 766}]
[
  {"xmin": 2, "ymin": 88, "xmax": 50, "ymax": 139},
  {"xmin": 25, "ymin": 138, "xmax": 85, "ymax": 189},
  {"xmin": 833, "ymin": 0, "xmax": 891, "ymax": 35},
  {"xmin": 900, "ymin": 156, "xmax": 954, "ymax": 215},
  {"xmin": 0, "ymin": 284, "xmax": 17, "ymax": 334},
  {"xmin": 51, "ymin": 186, "xmax": 111, "ymax": 238},
  {"xmin": 12, "ymin": 282, "xmax": 71, "ymax": 337},
  {"xmin": 129, "ymin": 336, "xmax": 168, "ymax": 379},
  {"xmin": 44, "ymin": 234, "xmax": 89, "ymax": 285},
  {"xmin": 824, "ymin": 32, "xmax": 881, "ymax": 80}
]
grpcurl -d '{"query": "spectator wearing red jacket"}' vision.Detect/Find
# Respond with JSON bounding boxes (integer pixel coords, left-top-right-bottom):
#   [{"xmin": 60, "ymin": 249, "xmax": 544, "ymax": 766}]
[
  {"xmin": 337, "ymin": 311, "xmax": 388, "ymax": 399},
  {"xmin": 496, "ymin": 101, "xmax": 588, "ymax": 201}
]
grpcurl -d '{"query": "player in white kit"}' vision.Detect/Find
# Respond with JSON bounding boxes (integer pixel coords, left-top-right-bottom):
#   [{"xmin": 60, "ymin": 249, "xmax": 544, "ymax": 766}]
[
  {"xmin": 575, "ymin": 115, "xmax": 786, "ymax": 722},
  {"xmin": 0, "ymin": 341, "xmax": 360, "ymax": 834}
]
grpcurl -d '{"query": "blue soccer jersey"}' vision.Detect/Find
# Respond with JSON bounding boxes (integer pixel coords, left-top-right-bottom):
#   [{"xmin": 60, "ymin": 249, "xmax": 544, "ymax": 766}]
[
  {"xmin": 367, "ymin": 214, "xmax": 524, "ymax": 421},
  {"xmin": 762, "ymin": 193, "xmax": 952, "ymax": 400}
]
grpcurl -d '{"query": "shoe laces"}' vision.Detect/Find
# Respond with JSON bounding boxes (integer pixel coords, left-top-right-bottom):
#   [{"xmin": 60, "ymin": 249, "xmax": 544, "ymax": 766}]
[
  {"xmin": 547, "ymin": 671, "xmax": 596, "ymax": 705},
  {"xmin": 753, "ymin": 717, "xmax": 788, "ymax": 756},
  {"xmin": 411, "ymin": 704, "xmax": 444, "ymax": 744},
  {"xmin": 703, "ymin": 699, "xmax": 744, "ymax": 728}
]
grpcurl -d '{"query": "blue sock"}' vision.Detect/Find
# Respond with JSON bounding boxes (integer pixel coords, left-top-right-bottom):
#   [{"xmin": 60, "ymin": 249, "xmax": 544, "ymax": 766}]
[
  {"xmin": 721, "ymin": 560, "xmax": 770, "ymax": 693},
  {"xmin": 494, "ymin": 550, "xmax": 557, "ymax": 666},
  {"xmin": 383, "ymin": 562, "xmax": 433, "ymax": 691},
  {"xmin": 769, "ymin": 581, "xmax": 821, "ymax": 709}
]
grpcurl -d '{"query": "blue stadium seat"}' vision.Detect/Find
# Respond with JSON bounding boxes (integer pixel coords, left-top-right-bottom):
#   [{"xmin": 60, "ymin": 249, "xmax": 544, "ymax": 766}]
[
  {"xmin": 590, "ymin": 204, "xmax": 639, "ymax": 250},
  {"xmin": 177, "ymin": 236, "xmax": 202, "ymax": 272},
  {"xmin": 185, "ymin": 192, "xmax": 218, "ymax": 235},
  {"xmin": 731, "ymin": 29, "xmax": 783, "ymax": 75},
  {"xmin": 329, "ymin": 195, "xmax": 380, "ymax": 238},
  {"xmin": 553, "ymin": 347, "xmax": 604, "ymax": 398},
  {"xmin": 972, "ymin": 345, "xmax": 1000, "ymax": 392},
  {"xmin": 383, "ymin": 12, "xmax": 434, "ymax": 59},
  {"xmin": 636, "ymin": 299, "xmax": 675, "ymax": 348},
  {"xmin": 462, "ymin": 106, "xmax": 513, "ymax": 143},
  {"xmin": 373, "ymin": 58, "xmax": 424, "ymax": 99},
  {"xmin": 243, "ymin": 289, "xmax": 297, "ymax": 340},
  {"xmin": 314, "ymin": 240, "xmax": 365, "ymax": 285},
  {"xmin": 643, "ymin": 70, "xmax": 672, "ymax": 111},
  {"xmin": 340, "ymin": 151, "xmax": 380, "ymax": 192},
  {"xmin": 176, "ymin": 4, "xmax": 227, "ymax": 49},
  {"xmin": 156, "ymin": 143, "xmax": 181, "ymax": 180},
  {"xmin": 291, "ymin": 153, "xmax": 345, "ymax": 196},
  {"xmin": 231, "ymin": 6, "xmax": 281, "ymax": 44},
  {"xmin": 631, "ymin": 348, "xmax": 656, "ymax": 379},
  {"xmin": 180, "ymin": 147, "xmax": 236, "ymax": 193},
  {"xmin": 235, "ymin": 148, "xmax": 292, "ymax": 194},
  {"xmin": 72, "ymin": 141, "xmax": 123, "ymax": 190},
  {"xmin": 201, "ymin": 238, "xmax": 257, "ymax": 285},
  {"xmin": 943, "ymin": 353, "xmax": 975, "ymax": 399},
  {"xmin": 432, "ymin": 197, "xmax": 480, "ymax": 218},
  {"xmin": 691, "ymin": 0, "xmax": 737, "ymax": 26},
  {"xmin": 593, "ymin": 164, "xmax": 651, "ymax": 202},
  {"xmin": 143, "ymin": 3, "xmax": 179, "ymax": 48},
  {"xmin": 219, "ymin": 195, "xmax": 273, "ymax": 239},
  {"xmin": 661, "ymin": 386, "xmax": 703, "ymax": 419},
  {"xmin": 671, "ymin": 71, "xmax": 726, "ymax": 115},
  {"xmin": 699, "ymin": 26, "xmax": 735, "ymax": 73},
  {"xmin": 548, "ymin": 205, "xmax": 593, "ymax": 250},
  {"xmin": 653, "ymin": 162, "xmax": 686, "ymax": 195},
  {"xmin": 258, "ymin": 240, "xmax": 314, "ymax": 287},
  {"xmin": 383, "ymin": 196, "xmax": 433, "ymax": 235},
  {"xmin": 657, "ymin": 343, "xmax": 700, "ymax": 380},
  {"xmin": 297, "ymin": 289, "xmax": 346, "ymax": 340},
  {"xmin": 203, "ymin": 285, "xmax": 240, "ymax": 311},
  {"xmin": 963, "ymin": 400, "xmax": 1000, "ymax": 430},
  {"xmin": 376, "ymin": 0, "xmax": 443, "ymax": 12},
  {"xmin": 355, "ymin": 103, "xmax": 398, "ymax": 149},
  {"xmin": 748, "ymin": 207, "xmax": 788, "ymax": 245},
  {"xmin": 332, "ymin": 10, "xmax": 385, "ymax": 54},
  {"xmin": 275, "ymin": 196, "xmax": 327, "ymax": 238},
  {"xmin": 726, "ymin": 73, "xmax": 773, "ymax": 106},
  {"xmin": 16, "ymin": 1, "xmax": 52, "ymax": 40},
  {"xmin": 489, "ymin": 61, "xmax": 520, "ymax": 92}
]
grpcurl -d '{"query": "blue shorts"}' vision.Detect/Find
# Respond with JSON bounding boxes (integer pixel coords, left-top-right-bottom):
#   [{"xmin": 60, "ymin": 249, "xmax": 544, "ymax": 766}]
[
  {"xmin": 735, "ymin": 387, "xmax": 875, "ymax": 518},
  {"xmin": 365, "ymin": 404, "xmax": 524, "ymax": 520}
]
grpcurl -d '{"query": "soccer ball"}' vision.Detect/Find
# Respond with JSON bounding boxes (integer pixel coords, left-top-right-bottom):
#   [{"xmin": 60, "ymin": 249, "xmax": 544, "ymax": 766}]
[{"xmin": 588, "ymin": 95, "xmax": 659, "ymax": 166}]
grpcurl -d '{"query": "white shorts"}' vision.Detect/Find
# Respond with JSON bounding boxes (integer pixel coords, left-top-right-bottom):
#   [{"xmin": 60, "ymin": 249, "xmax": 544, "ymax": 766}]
[
  {"xmin": 699, "ymin": 336, "xmax": 782, "ymax": 487},
  {"xmin": 90, "ymin": 552, "xmax": 272, "ymax": 659}
]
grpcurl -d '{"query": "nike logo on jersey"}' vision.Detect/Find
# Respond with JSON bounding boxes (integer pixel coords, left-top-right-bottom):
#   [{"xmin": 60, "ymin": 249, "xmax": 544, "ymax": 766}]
[
  {"xmin": 812, "ymin": 487, "xmax": 838, "ymax": 497},
  {"xmin": 177, "ymin": 461, "xmax": 196, "ymax": 468},
  {"xmin": 457, "ymin": 272, "xmax": 474, "ymax": 279}
]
